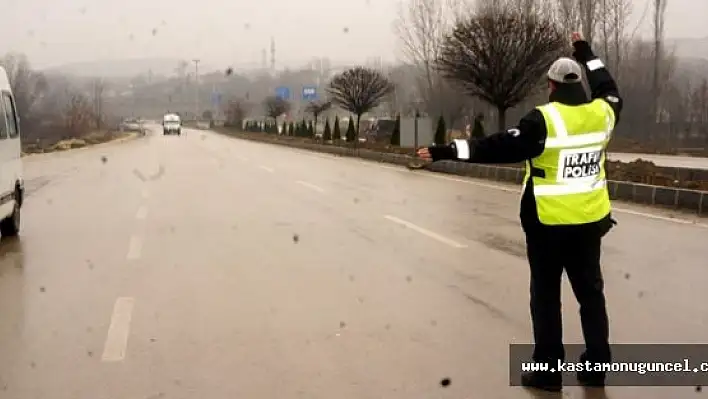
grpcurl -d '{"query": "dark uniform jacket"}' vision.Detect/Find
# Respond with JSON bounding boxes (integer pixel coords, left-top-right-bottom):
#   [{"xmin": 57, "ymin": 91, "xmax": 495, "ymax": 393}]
[{"xmin": 428, "ymin": 41, "xmax": 623, "ymax": 235}]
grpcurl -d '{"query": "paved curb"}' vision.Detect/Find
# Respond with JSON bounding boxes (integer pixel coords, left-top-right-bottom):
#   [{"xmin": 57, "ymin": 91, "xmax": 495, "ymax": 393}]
[{"xmin": 220, "ymin": 131, "xmax": 708, "ymax": 217}]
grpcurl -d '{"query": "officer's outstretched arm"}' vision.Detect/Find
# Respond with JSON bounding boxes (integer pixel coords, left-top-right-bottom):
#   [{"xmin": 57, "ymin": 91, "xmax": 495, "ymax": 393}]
[
  {"xmin": 572, "ymin": 40, "xmax": 623, "ymax": 125},
  {"xmin": 426, "ymin": 109, "xmax": 547, "ymax": 164}
]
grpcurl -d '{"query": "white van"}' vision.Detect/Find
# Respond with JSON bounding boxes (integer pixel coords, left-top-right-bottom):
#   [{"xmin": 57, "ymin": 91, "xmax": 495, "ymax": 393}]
[
  {"xmin": 0, "ymin": 66, "xmax": 23, "ymax": 237},
  {"xmin": 163, "ymin": 113, "xmax": 181, "ymax": 135}
]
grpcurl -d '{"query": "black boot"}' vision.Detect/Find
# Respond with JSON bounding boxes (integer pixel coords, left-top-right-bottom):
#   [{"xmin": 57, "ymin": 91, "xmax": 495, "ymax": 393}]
[
  {"xmin": 577, "ymin": 370, "xmax": 605, "ymax": 387},
  {"xmin": 577, "ymin": 353, "xmax": 606, "ymax": 387},
  {"xmin": 521, "ymin": 371, "xmax": 562, "ymax": 392}
]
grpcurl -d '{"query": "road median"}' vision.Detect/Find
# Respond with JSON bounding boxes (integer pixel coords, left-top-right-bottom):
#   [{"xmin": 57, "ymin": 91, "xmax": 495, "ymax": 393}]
[{"xmin": 212, "ymin": 128, "xmax": 707, "ymax": 217}]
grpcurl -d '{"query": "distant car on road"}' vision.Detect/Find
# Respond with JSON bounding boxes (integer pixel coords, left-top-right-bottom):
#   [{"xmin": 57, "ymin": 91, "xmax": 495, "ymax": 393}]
[
  {"xmin": 163, "ymin": 114, "xmax": 182, "ymax": 135},
  {"xmin": 0, "ymin": 66, "xmax": 23, "ymax": 237},
  {"xmin": 119, "ymin": 118, "xmax": 144, "ymax": 133}
]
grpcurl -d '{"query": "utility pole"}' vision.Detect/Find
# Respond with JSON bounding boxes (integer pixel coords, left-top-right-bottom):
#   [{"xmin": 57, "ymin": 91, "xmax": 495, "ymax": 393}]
[
  {"xmin": 211, "ymin": 81, "xmax": 217, "ymax": 121},
  {"xmin": 192, "ymin": 59, "xmax": 200, "ymax": 121}
]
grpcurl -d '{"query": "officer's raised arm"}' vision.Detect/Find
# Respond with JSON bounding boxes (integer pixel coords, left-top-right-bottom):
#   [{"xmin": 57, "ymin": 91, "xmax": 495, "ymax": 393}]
[{"xmin": 571, "ymin": 33, "xmax": 623, "ymax": 124}]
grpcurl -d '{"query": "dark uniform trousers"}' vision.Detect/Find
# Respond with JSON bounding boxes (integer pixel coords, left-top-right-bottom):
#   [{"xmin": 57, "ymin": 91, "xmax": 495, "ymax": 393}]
[{"xmin": 524, "ymin": 219, "xmax": 613, "ymax": 365}]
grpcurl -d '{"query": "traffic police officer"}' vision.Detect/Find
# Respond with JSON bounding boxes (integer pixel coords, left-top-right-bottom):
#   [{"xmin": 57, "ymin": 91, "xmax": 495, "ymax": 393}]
[{"xmin": 417, "ymin": 32, "xmax": 621, "ymax": 392}]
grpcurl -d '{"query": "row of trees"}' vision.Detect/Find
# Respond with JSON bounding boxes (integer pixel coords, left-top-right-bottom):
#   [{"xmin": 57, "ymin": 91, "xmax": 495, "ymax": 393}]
[
  {"xmin": 241, "ymin": 111, "xmax": 475, "ymax": 150},
  {"xmin": 243, "ymin": 116, "xmax": 361, "ymax": 142},
  {"xmin": 225, "ymin": 66, "xmax": 396, "ymax": 144},
  {"xmin": 393, "ymin": 0, "xmax": 708, "ymax": 147},
  {"xmin": 223, "ymin": 0, "xmax": 706, "ymax": 151},
  {"xmin": 0, "ymin": 53, "xmax": 113, "ymax": 147}
]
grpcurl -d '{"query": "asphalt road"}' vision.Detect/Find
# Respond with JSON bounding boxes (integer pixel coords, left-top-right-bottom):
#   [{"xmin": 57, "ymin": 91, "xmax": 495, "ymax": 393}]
[{"xmin": 0, "ymin": 126, "xmax": 706, "ymax": 399}]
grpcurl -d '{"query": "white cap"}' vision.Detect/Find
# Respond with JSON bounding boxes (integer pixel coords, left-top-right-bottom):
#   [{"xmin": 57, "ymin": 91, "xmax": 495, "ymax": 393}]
[{"xmin": 547, "ymin": 57, "xmax": 582, "ymax": 84}]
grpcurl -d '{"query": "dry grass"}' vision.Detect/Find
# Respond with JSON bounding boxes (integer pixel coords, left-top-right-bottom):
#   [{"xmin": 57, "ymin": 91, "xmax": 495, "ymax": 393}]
[{"xmin": 22, "ymin": 130, "xmax": 133, "ymax": 155}]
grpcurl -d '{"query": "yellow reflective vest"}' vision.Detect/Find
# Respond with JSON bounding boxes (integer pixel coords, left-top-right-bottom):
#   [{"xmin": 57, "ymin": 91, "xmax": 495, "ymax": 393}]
[{"xmin": 523, "ymin": 99, "xmax": 616, "ymax": 225}]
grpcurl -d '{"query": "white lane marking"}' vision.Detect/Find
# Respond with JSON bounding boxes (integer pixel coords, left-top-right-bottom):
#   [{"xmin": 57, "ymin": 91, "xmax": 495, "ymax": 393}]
[
  {"xmin": 135, "ymin": 205, "xmax": 148, "ymax": 220},
  {"xmin": 126, "ymin": 235, "xmax": 143, "ymax": 260},
  {"xmin": 303, "ymin": 151, "xmax": 707, "ymax": 227},
  {"xmin": 226, "ymin": 135, "xmax": 708, "ymax": 228},
  {"xmin": 411, "ymin": 172, "xmax": 708, "ymax": 228},
  {"xmin": 101, "ymin": 297, "xmax": 135, "ymax": 362},
  {"xmin": 259, "ymin": 165, "xmax": 275, "ymax": 173},
  {"xmin": 612, "ymin": 206, "xmax": 708, "ymax": 228},
  {"xmin": 296, "ymin": 180, "xmax": 325, "ymax": 193},
  {"xmin": 384, "ymin": 215, "xmax": 467, "ymax": 248},
  {"xmin": 141, "ymin": 188, "xmax": 150, "ymax": 199},
  {"xmin": 303, "ymin": 150, "xmax": 403, "ymax": 171},
  {"xmin": 417, "ymin": 171, "xmax": 519, "ymax": 193}
]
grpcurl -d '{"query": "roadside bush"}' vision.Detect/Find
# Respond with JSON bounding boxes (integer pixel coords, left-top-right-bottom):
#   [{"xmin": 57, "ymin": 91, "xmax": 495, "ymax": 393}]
[
  {"xmin": 434, "ymin": 116, "xmax": 447, "ymax": 145},
  {"xmin": 333, "ymin": 116, "xmax": 341, "ymax": 141},
  {"xmin": 390, "ymin": 114, "xmax": 401, "ymax": 146},
  {"xmin": 323, "ymin": 119, "xmax": 332, "ymax": 141},
  {"xmin": 301, "ymin": 119, "xmax": 308, "ymax": 137},
  {"xmin": 345, "ymin": 118, "xmax": 356, "ymax": 142}
]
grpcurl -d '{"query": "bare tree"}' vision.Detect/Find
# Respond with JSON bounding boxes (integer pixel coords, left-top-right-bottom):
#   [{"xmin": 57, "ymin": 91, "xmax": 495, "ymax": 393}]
[
  {"xmin": 479, "ymin": 0, "xmax": 552, "ymax": 16},
  {"xmin": 652, "ymin": 0, "xmax": 668, "ymax": 128},
  {"xmin": 609, "ymin": 0, "xmax": 634, "ymax": 76},
  {"xmin": 327, "ymin": 67, "xmax": 395, "ymax": 141},
  {"xmin": 554, "ymin": 0, "xmax": 582, "ymax": 37},
  {"xmin": 0, "ymin": 53, "xmax": 48, "ymax": 127},
  {"xmin": 92, "ymin": 78, "xmax": 105, "ymax": 130},
  {"xmin": 436, "ymin": 7, "xmax": 566, "ymax": 129},
  {"xmin": 64, "ymin": 92, "xmax": 93, "ymax": 136},
  {"xmin": 394, "ymin": 0, "xmax": 474, "ymax": 126},
  {"xmin": 224, "ymin": 99, "xmax": 251, "ymax": 128},
  {"xmin": 697, "ymin": 80, "xmax": 708, "ymax": 131},
  {"xmin": 578, "ymin": 0, "xmax": 599, "ymax": 44},
  {"xmin": 697, "ymin": 80, "xmax": 708, "ymax": 144},
  {"xmin": 33, "ymin": 74, "xmax": 71, "ymax": 121},
  {"xmin": 304, "ymin": 100, "xmax": 332, "ymax": 128},
  {"xmin": 384, "ymin": 64, "xmax": 420, "ymax": 116},
  {"xmin": 263, "ymin": 96, "xmax": 291, "ymax": 121},
  {"xmin": 613, "ymin": 37, "xmax": 677, "ymax": 141},
  {"xmin": 596, "ymin": 0, "xmax": 632, "ymax": 72},
  {"xmin": 395, "ymin": 0, "xmax": 447, "ymax": 116}
]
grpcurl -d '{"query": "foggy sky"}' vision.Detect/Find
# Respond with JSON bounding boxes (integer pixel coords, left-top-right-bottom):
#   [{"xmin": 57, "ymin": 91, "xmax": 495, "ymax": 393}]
[{"xmin": 3, "ymin": 0, "xmax": 707, "ymax": 69}]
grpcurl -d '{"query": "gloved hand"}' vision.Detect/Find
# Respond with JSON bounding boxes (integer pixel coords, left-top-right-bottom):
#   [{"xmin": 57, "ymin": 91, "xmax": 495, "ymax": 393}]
[
  {"xmin": 416, "ymin": 145, "xmax": 456, "ymax": 162},
  {"xmin": 570, "ymin": 31, "xmax": 594, "ymax": 63}
]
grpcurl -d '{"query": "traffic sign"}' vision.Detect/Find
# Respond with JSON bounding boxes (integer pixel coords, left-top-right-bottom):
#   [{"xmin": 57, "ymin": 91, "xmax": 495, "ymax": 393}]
[
  {"xmin": 275, "ymin": 86, "xmax": 290, "ymax": 100},
  {"xmin": 211, "ymin": 92, "xmax": 222, "ymax": 106},
  {"xmin": 302, "ymin": 86, "xmax": 317, "ymax": 100}
]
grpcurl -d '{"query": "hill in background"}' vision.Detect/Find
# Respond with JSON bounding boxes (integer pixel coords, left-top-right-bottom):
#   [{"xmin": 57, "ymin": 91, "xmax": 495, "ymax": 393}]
[
  {"xmin": 670, "ymin": 36, "xmax": 708, "ymax": 60},
  {"xmin": 40, "ymin": 36, "xmax": 708, "ymax": 79},
  {"xmin": 41, "ymin": 57, "xmax": 220, "ymax": 79}
]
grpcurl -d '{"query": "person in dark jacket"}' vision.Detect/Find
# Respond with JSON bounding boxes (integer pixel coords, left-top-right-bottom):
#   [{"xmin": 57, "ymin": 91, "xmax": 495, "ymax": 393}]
[{"xmin": 416, "ymin": 32, "xmax": 622, "ymax": 392}]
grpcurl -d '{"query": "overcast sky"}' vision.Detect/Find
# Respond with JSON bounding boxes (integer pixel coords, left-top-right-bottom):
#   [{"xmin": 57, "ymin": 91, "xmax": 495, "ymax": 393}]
[{"xmin": 3, "ymin": 0, "xmax": 707, "ymax": 69}]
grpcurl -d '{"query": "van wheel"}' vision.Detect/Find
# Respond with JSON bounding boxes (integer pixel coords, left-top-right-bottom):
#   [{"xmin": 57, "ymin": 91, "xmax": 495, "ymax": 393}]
[{"xmin": 0, "ymin": 191, "xmax": 21, "ymax": 237}]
